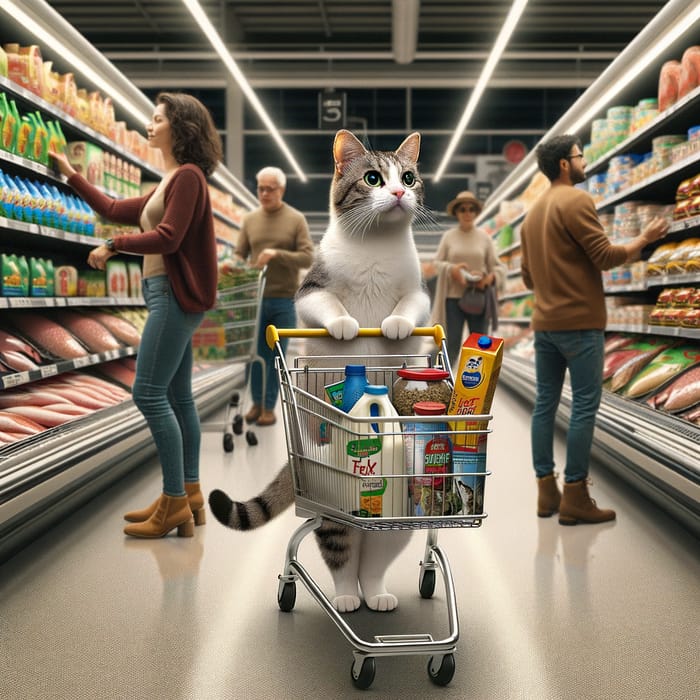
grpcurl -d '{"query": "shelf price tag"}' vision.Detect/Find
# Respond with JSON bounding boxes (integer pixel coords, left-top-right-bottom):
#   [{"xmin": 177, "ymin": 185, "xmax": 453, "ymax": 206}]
[
  {"xmin": 3, "ymin": 372, "xmax": 30, "ymax": 388},
  {"xmin": 73, "ymin": 356, "xmax": 92, "ymax": 368},
  {"xmin": 40, "ymin": 365, "xmax": 58, "ymax": 378}
]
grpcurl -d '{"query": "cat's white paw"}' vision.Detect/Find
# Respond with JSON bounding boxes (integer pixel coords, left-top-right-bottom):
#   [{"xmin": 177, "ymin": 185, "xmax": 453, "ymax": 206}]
[
  {"xmin": 366, "ymin": 593, "xmax": 399, "ymax": 612},
  {"xmin": 333, "ymin": 594, "xmax": 362, "ymax": 613},
  {"xmin": 326, "ymin": 316, "xmax": 360, "ymax": 340},
  {"xmin": 381, "ymin": 315, "xmax": 415, "ymax": 340}
]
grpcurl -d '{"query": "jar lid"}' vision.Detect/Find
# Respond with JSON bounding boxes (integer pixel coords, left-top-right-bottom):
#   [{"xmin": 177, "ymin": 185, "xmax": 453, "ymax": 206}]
[
  {"xmin": 413, "ymin": 401, "xmax": 447, "ymax": 415},
  {"xmin": 396, "ymin": 368, "xmax": 450, "ymax": 381}
]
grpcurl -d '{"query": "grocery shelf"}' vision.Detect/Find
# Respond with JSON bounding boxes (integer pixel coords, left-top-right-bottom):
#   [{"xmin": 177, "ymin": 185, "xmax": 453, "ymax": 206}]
[
  {"xmin": 0, "ymin": 360, "xmax": 245, "ymax": 563},
  {"xmin": 606, "ymin": 323, "xmax": 700, "ymax": 341}
]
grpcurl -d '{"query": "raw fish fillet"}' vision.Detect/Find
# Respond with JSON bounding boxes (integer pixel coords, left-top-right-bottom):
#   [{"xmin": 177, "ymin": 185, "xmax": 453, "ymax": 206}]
[
  {"xmin": 52, "ymin": 310, "xmax": 122, "ymax": 353},
  {"xmin": 8, "ymin": 313, "xmax": 89, "ymax": 360},
  {"xmin": 90, "ymin": 311, "xmax": 141, "ymax": 347}
]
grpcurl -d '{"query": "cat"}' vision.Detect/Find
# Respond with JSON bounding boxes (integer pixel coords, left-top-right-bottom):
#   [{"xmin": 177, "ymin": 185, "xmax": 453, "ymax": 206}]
[{"xmin": 209, "ymin": 129, "xmax": 432, "ymax": 614}]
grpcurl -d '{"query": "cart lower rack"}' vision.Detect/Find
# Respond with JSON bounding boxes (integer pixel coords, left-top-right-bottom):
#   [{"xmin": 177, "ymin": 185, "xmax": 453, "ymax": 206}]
[{"xmin": 267, "ymin": 325, "xmax": 494, "ymax": 689}]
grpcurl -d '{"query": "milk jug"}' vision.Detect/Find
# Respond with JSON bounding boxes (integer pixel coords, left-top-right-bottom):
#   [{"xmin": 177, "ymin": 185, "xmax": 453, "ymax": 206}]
[{"xmin": 345, "ymin": 385, "xmax": 406, "ymax": 517}]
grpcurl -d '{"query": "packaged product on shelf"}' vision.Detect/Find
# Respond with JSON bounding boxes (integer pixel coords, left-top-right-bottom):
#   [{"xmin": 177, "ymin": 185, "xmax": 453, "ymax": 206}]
[
  {"xmin": 41, "ymin": 61, "xmax": 60, "ymax": 105},
  {"xmin": 1, "ymin": 254, "xmax": 29, "ymax": 296},
  {"xmin": 665, "ymin": 238, "xmax": 700, "ymax": 274},
  {"xmin": 678, "ymin": 46, "xmax": 700, "ymax": 99},
  {"xmin": 106, "ymin": 260, "xmax": 128, "ymax": 298},
  {"xmin": 0, "ymin": 45, "xmax": 6, "ymax": 77},
  {"xmin": 658, "ymin": 364, "xmax": 700, "ymax": 413},
  {"xmin": 646, "ymin": 242, "xmax": 678, "ymax": 276},
  {"xmin": 127, "ymin": 262, "xmax": 142, "ymax": 298},
  {"xmin": 0, "ymin": 95, "xmax": 20, "ymax": 154},
  {"xmin": 54, "ymin": 265, "xmax": 78, "ymax": 296},
  {"xmin": 67, "ymin": 141, "xmax": 104, "ymax": 185},
  {"xmin": 47, "ymin": 120, "xmax": 67, "ymax": 155},
  {"xmin": 78, "ymin": 270, "xmax": 106, "ymax": 297},
  {"xmin": 631, "ymin": 98, "xmax": 659, "ymax": 133},
  {"xmin": 608, "ymin": 337, "xmax": 673, "ymax": 392},
  {"xmin": 658, "ymin": 60, "xmax": 682, "ymax": 112},
  {"xmin": 620, "ymin": 345, "xmax": 700, "ymax": 399},
  {"xmin": 29, "ymin": 257, "xmax": 51, "ymax": 296},
  {"xmin": 59, "ymin": 72, "xmax": 78, "ymax": 117}
]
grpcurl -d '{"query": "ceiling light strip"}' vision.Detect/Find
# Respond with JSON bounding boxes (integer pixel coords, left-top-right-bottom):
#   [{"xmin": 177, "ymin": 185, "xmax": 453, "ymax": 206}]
[
  {"xmin": 433, "ymin": 0, "xmax": 530, "ymax": 182},
  {"xmin": 181, "ymin": 0, "xmax": 308, "ymax": 183}
]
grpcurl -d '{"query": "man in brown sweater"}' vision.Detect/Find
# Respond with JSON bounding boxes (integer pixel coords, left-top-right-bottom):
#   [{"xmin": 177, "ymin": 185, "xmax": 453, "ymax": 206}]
[
  {"xmin": 520, "ymin": 134, "xmax": 668, "ymax": 525},
  {"xmin": 236, "ymin": 166, "xmax": 314, "ymax": 426}
]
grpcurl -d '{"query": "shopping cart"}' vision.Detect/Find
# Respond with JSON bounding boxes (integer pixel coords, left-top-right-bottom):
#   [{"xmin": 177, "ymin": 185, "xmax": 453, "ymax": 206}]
[
  {"xmin": 197, "ymin": 266, "xmax": 266, "ymax": 452},
  {"xmin": 267, "ymin": 325, "xmax": 493, "ymax": 690}
]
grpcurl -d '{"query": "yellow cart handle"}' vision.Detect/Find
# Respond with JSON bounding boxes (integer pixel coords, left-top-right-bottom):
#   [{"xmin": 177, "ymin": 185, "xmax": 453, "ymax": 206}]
[{"xmin": 266, "ymin": 324, "xmax": 446, "ymax": 349}]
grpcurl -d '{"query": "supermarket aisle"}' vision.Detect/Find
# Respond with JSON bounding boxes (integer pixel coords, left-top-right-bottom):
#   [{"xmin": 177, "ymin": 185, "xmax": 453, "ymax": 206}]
[{"xmin": 1, "ymin": 385, "xmax": 698, "ymax": 700}]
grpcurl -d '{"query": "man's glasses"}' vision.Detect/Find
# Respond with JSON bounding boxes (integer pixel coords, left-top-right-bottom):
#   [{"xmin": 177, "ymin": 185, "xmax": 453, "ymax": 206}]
[
  {"xmin": 456, "ymin": 205, "xmax": 478, "ymax": 214},
  {"xmin": 565, "ymin": 153, "xmax": 584, "ymax": 161},
  {"xmin": 257, "ymin": 185, "xmax": 280, "ymax": 194}
]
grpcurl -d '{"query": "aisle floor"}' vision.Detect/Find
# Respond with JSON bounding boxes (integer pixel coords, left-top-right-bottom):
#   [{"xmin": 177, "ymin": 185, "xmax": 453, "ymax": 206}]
[{"xmin": 1, "ymin": 384, "xmax": 698, "ymax": 700}]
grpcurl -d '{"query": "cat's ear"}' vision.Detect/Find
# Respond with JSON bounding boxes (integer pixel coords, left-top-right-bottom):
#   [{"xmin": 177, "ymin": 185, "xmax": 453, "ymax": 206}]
[
  {"xmin": 333, "ymin": 129, "xmax": 367, "ymax": 175},
  {"xmin": 396, "ymin": 132, "xmax": 421, "ymax": 164}
]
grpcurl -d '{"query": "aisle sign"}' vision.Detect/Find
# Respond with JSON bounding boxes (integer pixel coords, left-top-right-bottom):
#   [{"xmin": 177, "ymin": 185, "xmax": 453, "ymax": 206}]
[{"xmin": 318, "ymin": 91, "xmax": 346, "ymax": 128}]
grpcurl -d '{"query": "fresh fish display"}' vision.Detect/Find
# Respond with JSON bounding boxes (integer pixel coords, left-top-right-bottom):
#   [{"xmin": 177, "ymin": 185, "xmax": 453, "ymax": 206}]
[
  {"xmin": 620, "ymin": 346, "xmax": 700, "ymax": 398},
  {"xmin": 95, "ymin": 359, "xmax": 136, "ymax": 389},
  {"xmin": 90, "ymin": 311, "xmax": 142, "ymax": 347},
  {"xmin": 3, "ymin": 405, "xmax": 81, "ymax": 428},
  {"xmin": 0, "ymin": 411, "xmax": 44, "ymax": 434},
  {"xmin": 659, "ymin": 365, "xmax": 700, "ymax": 413},
  {"xmin": 607, "ymin": 340, "xmax": 672, "ymax": 391},
  {"xmin": 8, "ymin": 313, "xmax": 89, "ymax": 360},
  {"xmin": 0, "ymin": 329, "xmax": 43, "ymax": 371},
  {"xmin": 52, "ymin": 310, "xmax": 123, "ymax": 353}
]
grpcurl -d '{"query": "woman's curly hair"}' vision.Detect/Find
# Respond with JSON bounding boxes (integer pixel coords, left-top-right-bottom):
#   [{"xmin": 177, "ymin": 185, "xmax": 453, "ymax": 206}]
[{"xmin": 156, "ymin": 92, "xmax": 223, "ymax": 176}]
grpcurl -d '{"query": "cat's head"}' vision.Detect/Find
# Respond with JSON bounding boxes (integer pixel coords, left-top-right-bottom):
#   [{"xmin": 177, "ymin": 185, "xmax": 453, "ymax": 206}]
[{"xmin": 330, "ymin": 130, "xmax": 425, "ymax": 236}]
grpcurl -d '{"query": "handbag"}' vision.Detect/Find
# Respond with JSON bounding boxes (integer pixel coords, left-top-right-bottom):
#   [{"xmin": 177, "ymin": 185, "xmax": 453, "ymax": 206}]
[{"xmin": 457, "ymin": 285, "xmax": 486, "ymax": 314}]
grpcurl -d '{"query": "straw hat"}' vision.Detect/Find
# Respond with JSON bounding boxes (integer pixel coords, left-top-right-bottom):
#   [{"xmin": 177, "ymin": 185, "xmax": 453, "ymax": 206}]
[{"xmin": 446, "ymin": 190, "xmax": 483, "ymax": 217}]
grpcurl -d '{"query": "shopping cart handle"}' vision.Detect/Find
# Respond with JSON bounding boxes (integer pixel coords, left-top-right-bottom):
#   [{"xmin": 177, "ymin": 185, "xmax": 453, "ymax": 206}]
[{"xmin": 266, "ymin": 324, "xmax": 446, "ymax": 348}]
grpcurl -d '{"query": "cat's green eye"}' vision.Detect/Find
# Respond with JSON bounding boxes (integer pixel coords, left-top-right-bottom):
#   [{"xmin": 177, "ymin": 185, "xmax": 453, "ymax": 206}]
[
  {"xmin": 402, "ymin": 171, "xmax": 415, "ymax": 187},
  {"xmin": 364, "ymin": 171, "xmax": 383, "ymax": 187}
]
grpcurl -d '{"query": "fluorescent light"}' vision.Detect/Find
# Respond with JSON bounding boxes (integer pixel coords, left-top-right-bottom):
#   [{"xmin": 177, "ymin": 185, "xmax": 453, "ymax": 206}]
[
  {"xmin": 392, "ymin": 0, "xmax": 420, "ymax": 65},
  {"xmin": 0, "ymin": 1, "xmax": 152, "ymax": 126},
  {"xmin": 434, "ymin": 0, "xmax": 529, "ymax": 182},
  {"xmin": 181, "ymin": 0, "xmax": 308, "ymax": 183},
  {"xmin": 479, "ymin": 0, "xmax": 700, "ymax": 220}
]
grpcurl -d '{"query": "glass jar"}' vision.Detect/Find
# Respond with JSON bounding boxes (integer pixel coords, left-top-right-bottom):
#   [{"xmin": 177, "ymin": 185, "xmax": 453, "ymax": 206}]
[{"xmin": 392, "ymin": 368, "xmax": 452, "ymax": 416}]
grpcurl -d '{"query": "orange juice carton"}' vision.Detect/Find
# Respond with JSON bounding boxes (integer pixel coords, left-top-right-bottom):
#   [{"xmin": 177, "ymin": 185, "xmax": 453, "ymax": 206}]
[
  {"xmin": 54, "ymin": 265, "xmax": 78, "ymax": 297},
  {"xmin": 106, "ymin": 260, "xmax": 129, "ymax": 298},
  {"xmin": 447, "ymin": 333, "xmax": 503, "ymax": 515},
  {"xmin": 127, "ymin": 262, "xmax": 142, "ymax": 298}
]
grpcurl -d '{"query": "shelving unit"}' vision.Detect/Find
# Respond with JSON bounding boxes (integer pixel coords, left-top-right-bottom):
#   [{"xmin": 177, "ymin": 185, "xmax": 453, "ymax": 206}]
[
  {"xmin": 0, "ymin": 22, "xmax": 252, "ymax": 561},
  {"xmin": 485, "ymin": 44, "xmax": 700, "ymax": 536}
]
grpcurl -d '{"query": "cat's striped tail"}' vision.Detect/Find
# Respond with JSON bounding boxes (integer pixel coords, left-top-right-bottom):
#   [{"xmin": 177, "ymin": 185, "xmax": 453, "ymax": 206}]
[{"xmin": 209, "ymin": 462, "xmax": 294, "ymax": 530}]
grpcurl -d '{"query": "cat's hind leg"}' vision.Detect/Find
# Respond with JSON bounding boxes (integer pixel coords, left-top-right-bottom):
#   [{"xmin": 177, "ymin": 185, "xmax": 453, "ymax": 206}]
[
  {"xmin": 316, "ymin": 521, "xmax": 362, "ymax": 612},
  {"xmin": 358, "ymin": 530, "xmax": 412, "ymax": 611}
]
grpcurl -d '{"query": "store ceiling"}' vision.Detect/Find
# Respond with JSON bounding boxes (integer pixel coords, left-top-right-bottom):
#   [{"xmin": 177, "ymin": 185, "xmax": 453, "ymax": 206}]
[{"xmin": 35, "ymin": 0, "xmax": 671, "ymax": 228}]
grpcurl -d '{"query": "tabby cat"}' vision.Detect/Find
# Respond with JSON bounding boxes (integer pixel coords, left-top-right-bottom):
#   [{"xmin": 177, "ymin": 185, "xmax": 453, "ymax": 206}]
[{"xmin": 209, "ymin": 129, "xmax": 431, "ymax": 613}]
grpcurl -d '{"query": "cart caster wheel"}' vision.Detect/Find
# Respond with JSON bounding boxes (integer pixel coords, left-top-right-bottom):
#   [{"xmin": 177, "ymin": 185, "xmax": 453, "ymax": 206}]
[
  {"xmin": 223, "ymin": 433, "xmax": 234, "ymax": 453},
  {"xmin": 428, "ymin": 653, "xmax": 455, "ymax": 686},
  {"xmin": 232, "ymin": 415, "xmax": 244, "ymax": 435},
  {"xmin": 351, "ymin": 657, "xmax": 376, "ymax": 690},
  {"xmin": 419, "ymin": 568, "xmax": 436, "ymax": 599},
  {"xmin": 277, "ymin": 581, "xmax": 296, "ymax": 612},
  {"xmin": 229, "ymin": 392, "xmax": 240, "ymax": 407},
  {"xmin": 246, "ymin": 430, "xmax": 258, "ymax": 446}
]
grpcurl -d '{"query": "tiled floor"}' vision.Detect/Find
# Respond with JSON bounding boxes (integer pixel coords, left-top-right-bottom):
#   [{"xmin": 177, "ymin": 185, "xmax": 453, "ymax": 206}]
[{"xmin": 1, "ymin": 384, "xmax": 698, "ymax": 700}]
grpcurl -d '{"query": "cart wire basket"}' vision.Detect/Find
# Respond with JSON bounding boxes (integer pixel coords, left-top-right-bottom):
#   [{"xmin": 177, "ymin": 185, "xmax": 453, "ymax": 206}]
[
  {"xmin": 198, "ymin": 266, "xmax": 266, "ymax": 452},
  {"xmin": 267, "ymin": 324, "xmax": 494, "ymax": 690}
]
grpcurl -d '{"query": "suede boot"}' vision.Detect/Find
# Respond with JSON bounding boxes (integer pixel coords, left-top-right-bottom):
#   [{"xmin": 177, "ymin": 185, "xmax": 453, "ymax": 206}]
[
  {"xmin": 536, "ymin": 473, "xmax": 561, "ymax": 517},
  {"xmin": 124, "ymin": 482, "xmax": 206, "ymax": 525},
  {"xmin": 559, "ymin": 479, "xmax": 616, "ymax": 526},
  {"xmin": 124, "ymin": 494, "xmax": 194, "ymax": 538}
]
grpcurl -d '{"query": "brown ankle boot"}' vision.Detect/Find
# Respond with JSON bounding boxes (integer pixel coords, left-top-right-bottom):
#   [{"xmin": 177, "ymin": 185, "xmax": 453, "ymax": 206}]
[
  {"xmin": 536, "ymin": 473, "xmax": 561, "ymax": 517},
  {"xmin": 124, "ymin": 494, "xmax": 194, "ymax": 538},
  {"xmin": 124, "ymin": 482, "xmax": 206, "ymax": 525},
  {"xmin": 559, "ymin": 479, "xmax": 616, "ymax": 526}
]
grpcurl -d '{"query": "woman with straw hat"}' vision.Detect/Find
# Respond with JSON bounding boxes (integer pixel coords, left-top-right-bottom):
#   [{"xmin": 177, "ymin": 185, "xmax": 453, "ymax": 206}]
[{"xmin": 430, "ymin": 190, "xmax": 505, "ymax": 365}]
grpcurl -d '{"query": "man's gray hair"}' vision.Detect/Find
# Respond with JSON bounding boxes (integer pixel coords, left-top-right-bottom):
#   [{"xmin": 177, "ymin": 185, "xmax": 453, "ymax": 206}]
[{"xmin": 256, "ymin": 166, "xmax": 286, "ymax": 189}]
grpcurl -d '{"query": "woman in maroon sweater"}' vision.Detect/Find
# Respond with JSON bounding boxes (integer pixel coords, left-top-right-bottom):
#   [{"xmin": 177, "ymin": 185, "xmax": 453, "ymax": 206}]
[{"xmin": 50, "ymin": 92, "xmax": 222, "ymax": 539}]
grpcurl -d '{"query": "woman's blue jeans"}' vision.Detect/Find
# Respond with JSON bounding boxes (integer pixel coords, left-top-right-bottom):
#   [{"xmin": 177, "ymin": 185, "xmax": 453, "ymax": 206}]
[
  {"xmin": 134, "ymin": 276, "xmax": 204, "ymax": 497},
  {"xmin": 251, "ymin": 297, "xmax": 296, "ymax": 410},
  {"xmin": 445, "ymin": 298, "xmax": 488, "ymax": 366},
  {"xmin": 531, "ymin": 330, "xmax": 605, "ymax": 483}
]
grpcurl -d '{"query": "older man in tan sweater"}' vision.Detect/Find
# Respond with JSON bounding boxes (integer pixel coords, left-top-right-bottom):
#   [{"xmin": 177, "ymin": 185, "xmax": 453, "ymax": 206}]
[{"xmin": 521, "ymin": 134, "xmax": 668, "ymax": 525}]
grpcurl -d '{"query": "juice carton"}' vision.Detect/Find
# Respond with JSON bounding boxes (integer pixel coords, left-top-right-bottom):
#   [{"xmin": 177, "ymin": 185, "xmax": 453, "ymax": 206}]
[
  {"xmin": 54, "ymin": 265, "xmax": 78, "ymax": 296},
  {"xmin": 127, "ymin": 262, "xmax": 142, "ymax": 298},
  {"xmin": 2, "ymin": 254, "xmax": 24, "ymax": 296},
  {"xmin": 106, "ymin": 260, "xmax": 129, "ymax": 298},
  {"xmin": 447, "ymin": 333, "xmax": 504, "ymax": 515}
]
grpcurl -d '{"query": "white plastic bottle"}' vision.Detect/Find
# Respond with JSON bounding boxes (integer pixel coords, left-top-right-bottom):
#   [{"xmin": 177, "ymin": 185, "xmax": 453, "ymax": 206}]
[{"xmin": 345, "ymin": 385, "xmax": 406, "ymax": 517}]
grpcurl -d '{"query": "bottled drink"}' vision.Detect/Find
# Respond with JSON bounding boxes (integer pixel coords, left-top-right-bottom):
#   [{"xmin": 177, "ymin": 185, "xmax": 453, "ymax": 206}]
[{"xmin": 341, "ymin": 364, "xmax": 368, "ymax": 412}]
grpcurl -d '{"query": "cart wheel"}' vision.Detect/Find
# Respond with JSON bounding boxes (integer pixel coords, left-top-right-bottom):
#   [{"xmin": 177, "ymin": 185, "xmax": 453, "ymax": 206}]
[
  {"xmin": 223, "ymin": 433, "xmax": 234, "ymax": 453},
  {"xmin": 246, "ymin": 430, "xmax": 258, "ymax": 446},
  {"xmin": 351, "ymin": 657, "xmax": 376, "ymax": 690},
  {"xmin": 232, "ymin": 414, "xmax": 244, "ymax": 435},
  {"xmin": 229, "ymin": 392, "xmax": 240, "ymax": 407},
  {"xmin": 427, "ymin": 654, "xmax": 455, "ymax": 686},
  {"xmin": 277, "ymin": 581, "xmax": 296, "ymax": 612},
  {"xmin": 419, "ymin": 568, "xmax": 436, "ymax": 599}
]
